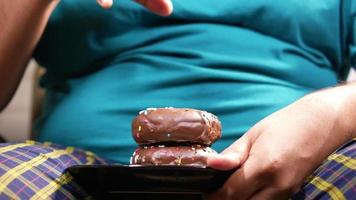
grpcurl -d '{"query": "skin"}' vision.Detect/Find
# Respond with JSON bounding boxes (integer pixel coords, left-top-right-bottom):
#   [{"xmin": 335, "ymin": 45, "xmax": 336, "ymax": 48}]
[
  {"xmin": 207, "ymin": 83, "xmax": 356, "ymax": 200},
  {"xmin": 0, "ymin": 0, "xmax": 60, "ymax": 111},
  {"xmin": 0, "ymin": 1, "xmax": 354, "ymax": 199},
  {"xmin": 0, "ymin": 0, "xmax": 173, "ymax": 111},
  {"xmin": 97, "ymin": 0, "xmax": 173, "ymax": 16}
]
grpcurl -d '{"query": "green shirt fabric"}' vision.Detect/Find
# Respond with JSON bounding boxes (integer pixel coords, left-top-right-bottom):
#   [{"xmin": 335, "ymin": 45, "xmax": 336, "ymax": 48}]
[{"xmin": 33, "ymin": 0, "xmax": 356, "ymax": 163}]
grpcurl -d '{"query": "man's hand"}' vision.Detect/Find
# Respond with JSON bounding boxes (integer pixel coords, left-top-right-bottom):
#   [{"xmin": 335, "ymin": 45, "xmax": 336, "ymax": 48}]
[
  {"xmin": 207, "ymin": 84, "xmax": 356, "ymax": 200},
  {"xmin": 96, "ymin": 0, "xmax": 173, "ymax": 16}
]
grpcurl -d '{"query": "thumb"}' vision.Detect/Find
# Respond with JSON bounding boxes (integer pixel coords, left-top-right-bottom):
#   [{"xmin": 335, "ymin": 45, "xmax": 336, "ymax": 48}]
[
  {"xmin": 97, "ymin": 0, "xmax": 113, "ymax": 9},
  {"xmin": 207, "ymin": 134, "xmax": 252, "ymax": 171}
]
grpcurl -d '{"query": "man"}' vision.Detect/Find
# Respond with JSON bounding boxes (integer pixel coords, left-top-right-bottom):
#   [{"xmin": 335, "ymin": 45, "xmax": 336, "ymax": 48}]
[{"xmin": 0, "ymin": 0, "xmax": 355, "ymax": 199}]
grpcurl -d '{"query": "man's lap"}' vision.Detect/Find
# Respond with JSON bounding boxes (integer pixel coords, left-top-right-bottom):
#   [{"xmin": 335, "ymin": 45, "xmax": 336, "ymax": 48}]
[
  {"xmin": 0, "ymin": 141, "xmax": 108, "ymax": 200},
  {"xmin": 292, "ymin": 139, "xmax": 356, "ymax": 200},
  {"xmin": 0, "ymin": 139, "xmax": 354, "ymax": 200}
]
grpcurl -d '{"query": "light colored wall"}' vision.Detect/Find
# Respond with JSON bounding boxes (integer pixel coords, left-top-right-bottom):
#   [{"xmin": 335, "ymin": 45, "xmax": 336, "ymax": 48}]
[
  {"xmin": 0, "ymin": 63, "xmax": 355, "ymax": 142},
  {"xmin": 0, "ymin": 61, "xmax": 36, "ymax": 142},
  {"xmin": 349, "ymin": 68, "xmax": 356, "ymax": 81}
]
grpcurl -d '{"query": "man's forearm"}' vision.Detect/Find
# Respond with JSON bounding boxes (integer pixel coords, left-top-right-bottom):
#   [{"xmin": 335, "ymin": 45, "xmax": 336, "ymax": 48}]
[
  {"xmin": 0, "ymin": 0, "xmax": 59, "ymax": 111},
  {"xmin": 339, "ymin": 81, "xmax": 356, "ymax": 138},
  {"xmin": 309, "ymin": 81, "xmax": 356, "ymax": 140}
]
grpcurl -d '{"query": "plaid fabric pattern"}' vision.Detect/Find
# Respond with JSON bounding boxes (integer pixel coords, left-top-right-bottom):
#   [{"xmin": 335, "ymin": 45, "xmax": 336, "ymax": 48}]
[
  {"xmin": 292, "ymin": 139, "xmax": 356, "ymax": 200},
  {"xmin": 0, "ymin": 140, "xmax": 354, "ymax": 200},
  {"xmin": 0, "ymin": 141, "xmax": 108, "ymax": 200}
]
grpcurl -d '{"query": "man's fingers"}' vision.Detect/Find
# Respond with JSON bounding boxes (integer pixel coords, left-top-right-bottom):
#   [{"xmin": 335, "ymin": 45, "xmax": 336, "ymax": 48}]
[
  {"xmin": 96, "ymin": 0, "xmax": 173, "ymax": 16},
  {"xmin": 249, "ymin": 188, "xmax": 289, "ymax": 200},
  {"xmin": 207, "ymin": 156, "xmax": 264, "ymax": 200},
  {"xmin": 96, "ymin": 0, "xmax": 113, "ymax": 9},
  {"xmin": 207, "ymin": 153, "xmax": 242, "ymax": 171},
  {"xmin": 249, "ymin": 188, "xmax": 275, "ymax": 200},
  {"xmin": 135, "ymin": 0, "xmax": 173, "ymax": 16},
  {"xmin": 207, "ymin": 134, "xmax": 252, "ymax": 170}
]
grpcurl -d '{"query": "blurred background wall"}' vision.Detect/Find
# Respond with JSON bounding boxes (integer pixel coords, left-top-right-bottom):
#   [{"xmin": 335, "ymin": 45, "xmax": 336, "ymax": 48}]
[
  {"xmin": 0, "ymin": 61, "xmax": 36, "ymax": 142},
  {"xmin": 0, "ymin": 61, "xmax": 355, "ymax": 142}
]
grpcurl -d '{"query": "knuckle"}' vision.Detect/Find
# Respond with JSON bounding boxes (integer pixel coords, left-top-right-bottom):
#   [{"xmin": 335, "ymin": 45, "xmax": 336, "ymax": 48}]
[
  {"xmin": 275, "ymin": 181, "xmax": 295, "ymax": 194},
  {"xmin": 263, "ymin": 156, "xmax": 284, "ymax": 174},
  {"xmin": 273, "ymin": 175, "xmax": 301, "ymax": 196}
]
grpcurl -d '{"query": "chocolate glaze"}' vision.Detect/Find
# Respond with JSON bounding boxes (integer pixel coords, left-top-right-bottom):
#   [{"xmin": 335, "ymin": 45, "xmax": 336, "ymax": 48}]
[
  {"xmin": 130, "ymin": 145, "xmax": 217, "ymax": 167},
  {"xmin": 132, "ymin": 108, "xmax": 221, "ymax": 146}
]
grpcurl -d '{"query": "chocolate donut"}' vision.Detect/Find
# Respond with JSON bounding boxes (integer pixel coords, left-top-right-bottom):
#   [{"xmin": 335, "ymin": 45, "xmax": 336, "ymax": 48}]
[
  {"xmin": 130, "ymin": 145, "xmax": 217, "ymax": 167},
  {"xmin": 132, "ymin": 108, "xmax": 221, "ymax": 146}
]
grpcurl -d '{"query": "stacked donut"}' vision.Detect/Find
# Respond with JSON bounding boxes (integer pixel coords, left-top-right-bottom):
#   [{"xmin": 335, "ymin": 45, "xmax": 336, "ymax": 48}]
[{"xmin": 130, "ymin": 108, "xmax": 221, "ymax": 167}]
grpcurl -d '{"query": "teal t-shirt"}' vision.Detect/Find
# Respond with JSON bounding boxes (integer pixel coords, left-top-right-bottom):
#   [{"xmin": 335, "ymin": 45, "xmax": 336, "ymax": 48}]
[{"xmin": 33, "ymin": 0, "xmax": 356, "ymax": 163}]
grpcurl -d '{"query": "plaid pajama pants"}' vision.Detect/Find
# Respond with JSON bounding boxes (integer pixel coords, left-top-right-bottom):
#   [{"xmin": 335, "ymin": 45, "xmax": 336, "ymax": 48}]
[{"xmin": 0, "ymin": 139, "xmax": 355, "ymax": 200}]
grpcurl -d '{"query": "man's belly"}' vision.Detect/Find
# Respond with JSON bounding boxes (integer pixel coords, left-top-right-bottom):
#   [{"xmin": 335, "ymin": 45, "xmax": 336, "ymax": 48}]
[{"xmin": 35, "ymin": 62, "xmax": 333, "ymax": 163}]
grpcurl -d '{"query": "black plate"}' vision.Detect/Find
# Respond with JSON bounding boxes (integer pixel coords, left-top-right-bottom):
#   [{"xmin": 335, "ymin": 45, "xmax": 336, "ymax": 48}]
[{"xmin": 67, "ymin": 164, "xmax": 235, "ymax": 200}]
